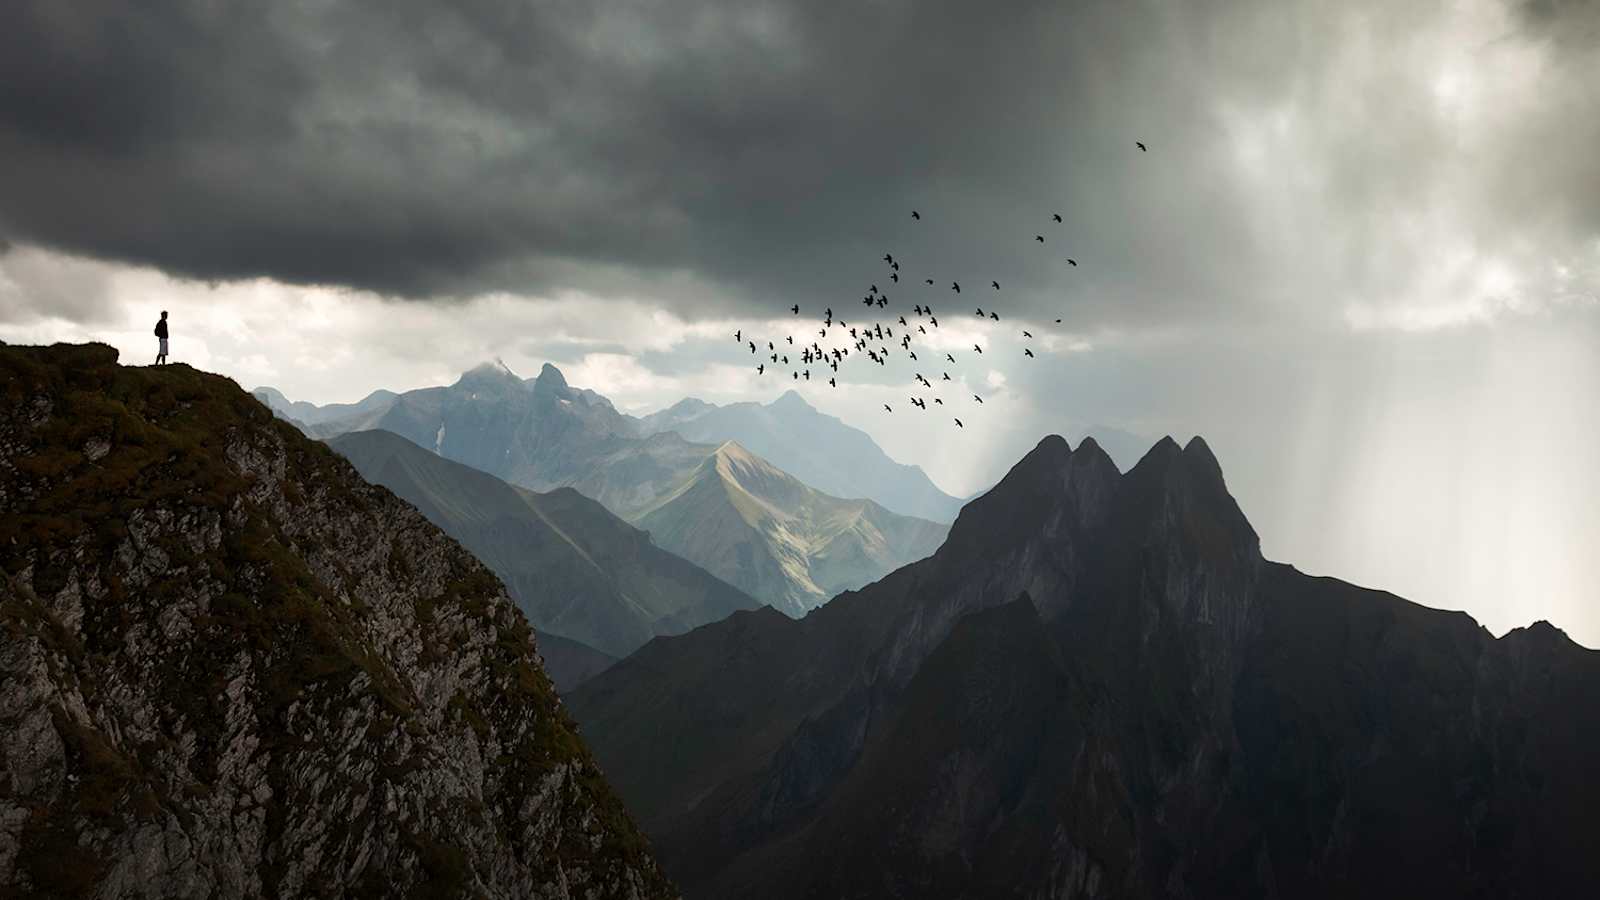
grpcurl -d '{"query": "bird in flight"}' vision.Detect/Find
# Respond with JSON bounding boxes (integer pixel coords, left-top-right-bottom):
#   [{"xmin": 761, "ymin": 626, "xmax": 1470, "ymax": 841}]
[
  {"xmin": 974, "ymin": 395, "xmax": 984, "ymax": 404},
  {"xmin": 1137, "ymin": 141, "xmax": 1147, "ymax": 152},
  {"xmin": 883, "ymin": 254, "xmax": 894, "ymax": 264},
  {"xmin": 791, "ymin": 304, "xmax": 799, "ymax": 314},
  {"xmin": 975, "ymin": 307, "xmax": 985, "ymax": 317},
  {"xmin": 884, "ymin": 404, "xmax": 893, "ymax": 413},
  {"xmin": 954, "ymin": 418, "xmax": 963, "ymax": 428},
  {"xmin": 1035, "ymin": 234, "xmax": 1044, "ymax": 243},
  {"xmin": 929, "ymin": 316, "xmax": 938, "ymax": 327},
  {"xmin": 951, "ymin": 282, "xmax": 961, "ymax": 293},
  {"xmin": 735, "ymin": 329, "xmax": 741, "ymax": 341},
  {"xmin": 1024, "ymin": 348, "xmax": 1035, "ymax": 358},
  {"xmin": 891, "ymin": 272, "xmax": 899, "ymax": 283},
  {"xmin": 934, "ymin": 398, "xmax": 944, "ymax": 405},
  {"xmin": 1022, "ymin": 330, "xmax": 1033, "ymax": 338},
  {"xmin": 757, "ymin": 364, "xmax": 764, "ymax": 374},
  {"xmin": 787, "ymin": 335, "xmax": 794, "ymax": 344},
  {"xmin": 749, "ymin": 341, "xmax": 756, "ymax": 353},
  {"xmin": 1052, "ymin": 213, "xmax": 1062, "ymax": 223},
  {"xmin": 992, "ymin": 281, "xmax": 1000, "ymax": 290},
  {"xmin": 942, "ymin": 372, "xmax": 951, "ymax": 381},
  {"xmin": 989, "ymin": 312, "xmax": 999, "ymax": 321},
  {"xmin": 925, "ymin": 278, "xmax": 934, "ymax": 285},
  {"xmin": 912, "ymin": 210, "xmax": 920, "ymax": 219},
  {"xmin": 829, "ymin": 377, "xmax": 836, "ymax": 387},
  {"xmin": 946, "ymin": 353, "xmax": 956, "ymax": 363},
  {"xmin": 973, "ymin": 344, "xmax": 983, "ymax": 353},
  {"xmin": 1067, "ymin": 258, "xmax": 1078, "ymax": 267}
]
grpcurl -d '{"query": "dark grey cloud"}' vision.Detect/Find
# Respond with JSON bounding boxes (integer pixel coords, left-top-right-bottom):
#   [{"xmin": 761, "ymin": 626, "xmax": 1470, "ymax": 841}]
[{"xmin": 1, "ymin": 0, "xmax": 1597, "ymax": 330}]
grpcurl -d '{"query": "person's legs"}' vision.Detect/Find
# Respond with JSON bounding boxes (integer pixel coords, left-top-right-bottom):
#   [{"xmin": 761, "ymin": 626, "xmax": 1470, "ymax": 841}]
[{"xmin": 157, "ymin": 337, "xmax": 168, "ymax": 364}]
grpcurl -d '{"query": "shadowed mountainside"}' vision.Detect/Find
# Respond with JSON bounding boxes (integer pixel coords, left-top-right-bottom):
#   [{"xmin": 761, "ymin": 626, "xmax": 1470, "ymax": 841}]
[
  {"xmin": 329, "ymin": 428, "xmax": 757, "ymax": 674},
  {"xmin": 571, "ymin": 432, "xmax": 1600, "ymax": 899}
]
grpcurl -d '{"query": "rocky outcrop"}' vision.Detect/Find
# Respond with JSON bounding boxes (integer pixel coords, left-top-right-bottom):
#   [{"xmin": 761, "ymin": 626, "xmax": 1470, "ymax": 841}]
[{"xmin": 0, "ymin": 343, "xmax": 676, "ymax": 899}]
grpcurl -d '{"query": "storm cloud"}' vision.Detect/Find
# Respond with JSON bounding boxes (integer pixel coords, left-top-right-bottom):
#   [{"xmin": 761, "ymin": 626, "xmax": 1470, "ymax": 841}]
[
  {"xmin": 3, "ymin": 0, "xmax": 1596, "ymax": 330},
  {"xmin": 2, "ymin": 1, "xmax": 1599, "ymax": 646}
]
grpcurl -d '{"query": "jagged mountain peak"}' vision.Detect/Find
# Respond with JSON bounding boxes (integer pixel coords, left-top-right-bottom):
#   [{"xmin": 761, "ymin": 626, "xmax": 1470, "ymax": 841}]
[
  {"xmin": 944, "ymin": 434, "xmax": 1117, "ymax": 554},
  {"xmin": 534, "ymin": 361, "xmax": 569, "ymax": 390}
]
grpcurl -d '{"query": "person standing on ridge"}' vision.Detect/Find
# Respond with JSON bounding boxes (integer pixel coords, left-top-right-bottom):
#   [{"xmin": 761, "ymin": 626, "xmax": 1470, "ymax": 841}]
[{"xmin": 154, "ymin": 310, "xmax": 169, "ymax": 364}]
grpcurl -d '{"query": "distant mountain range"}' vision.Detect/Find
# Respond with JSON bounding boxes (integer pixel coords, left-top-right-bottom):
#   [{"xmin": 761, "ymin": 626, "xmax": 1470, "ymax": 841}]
[
  {"xmin": 571, "ymin": 434, "xmax": 1600, "ymax": 899},
  {"xmin": 637, "ymin": 441, "xmax": 949, "ymax": 617},
  {"xmin": 258, "ymin": 363, "xmax": 949, "ymax": 615},
  {"xmin": 329, "ymin": 428, "xmax": 757, "ymax": 684},
  {"xmin": 637, "ymin": 389, "xmax": 964, "ymax": 522}
]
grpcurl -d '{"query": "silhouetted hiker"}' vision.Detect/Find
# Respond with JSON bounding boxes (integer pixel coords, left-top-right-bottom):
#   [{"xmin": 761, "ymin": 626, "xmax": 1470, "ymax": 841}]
[{"xmin": 154, "ymin": 311, "xmax": 169, "ymax": 364}]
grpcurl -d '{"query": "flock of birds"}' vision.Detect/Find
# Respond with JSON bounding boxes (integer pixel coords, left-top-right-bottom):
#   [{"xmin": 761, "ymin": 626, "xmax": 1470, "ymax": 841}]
[{"xmin": 734, "ymin": 141, "xmax": 1148, "ymax": 430}]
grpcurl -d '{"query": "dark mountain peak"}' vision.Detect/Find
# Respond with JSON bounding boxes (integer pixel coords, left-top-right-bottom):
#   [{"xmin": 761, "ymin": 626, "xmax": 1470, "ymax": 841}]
[
  {"xmin": 942, "ymin": 435, "xmax": 1109, "ymax": 560},
  {"xmin": 1131, "ymin": 434, "xmax": 1183, "ymax": 472},
  {"xmin": 533, "ymin": 361, "xmax": 570, "ymax": 392},
  {"xmin": 1501, "ymin": 619, "xmax": 1583, "ymax": 653},
  {"xmin": 1069, "ymin": 435, "xmax": 1118, "ymax": 478},
  {"xmin": 1182, "ymin": 434, "xmax": 1226, "ymax": 478},
  {"xmin": 1126, "ymin": 434, "xmax": 1238, "ymax": 505}
]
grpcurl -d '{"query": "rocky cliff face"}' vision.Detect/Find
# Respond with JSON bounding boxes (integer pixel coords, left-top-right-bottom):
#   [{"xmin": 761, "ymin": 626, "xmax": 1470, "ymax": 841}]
[
  {"xmin": 0, "ymin": 344, "xmax": 676, "ymax": 899},
  {"xmin": 572, "ymin": 433, "xmax": 1600, "ymax": 899}
]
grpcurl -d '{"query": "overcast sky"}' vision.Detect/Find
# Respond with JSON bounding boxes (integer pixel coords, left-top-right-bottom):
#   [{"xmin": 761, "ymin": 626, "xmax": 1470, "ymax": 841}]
[{"xmin": 3, "ymin": 0, "xmax": 1598, "ymax": 646}]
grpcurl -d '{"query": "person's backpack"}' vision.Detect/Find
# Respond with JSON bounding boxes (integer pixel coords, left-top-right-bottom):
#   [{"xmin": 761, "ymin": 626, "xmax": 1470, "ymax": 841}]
[{"xmin": 153, "ymin": 323, "xmax": 161, "ymax": 336}]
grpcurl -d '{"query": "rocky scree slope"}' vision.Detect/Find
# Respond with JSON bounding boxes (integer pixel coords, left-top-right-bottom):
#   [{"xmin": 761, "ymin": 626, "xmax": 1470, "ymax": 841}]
[{"xmin": 0, "ymin": 343, "xmax": 676, "ymax": 899}]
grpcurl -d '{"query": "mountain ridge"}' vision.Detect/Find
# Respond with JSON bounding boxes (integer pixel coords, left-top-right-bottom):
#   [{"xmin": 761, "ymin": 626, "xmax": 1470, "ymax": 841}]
[
  {"xmin": 571, "ymin": 430, "xmax": 1600, "ymax": 899},
  {"xmin": 329, "ymin": 427, "xmax": 758, "ymax": 669},
  {"xmin": 635, "ymin": 439, "xmax": 949, "ymax": 616},
  {"xmin": 635, "ymin": 388, "xmax": 965, "ymax": 522}
]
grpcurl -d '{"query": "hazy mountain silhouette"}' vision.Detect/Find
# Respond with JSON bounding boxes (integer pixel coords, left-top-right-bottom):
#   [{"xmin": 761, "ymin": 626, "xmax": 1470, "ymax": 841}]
[
  {"xmin": 634, "ymin": 440, "xmax": 949, "ymax": 616},
  {"xmin": 278, "ymin": 363, "xmax": 949, "ymax": 616},
  {"xmin": 252, "ymin": 384, "xmax": 398, "ymax": 427},
  {"xmin": 571, "ymin": 434, "xmax": 1600, "ymax": 899},
  {"xmin": 636, "ymin": 389, "xmax": 965, "ymax": 522},
  {"xmin": 329, "ymin": 428, "xmax": 757, "ymax": 671}
]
